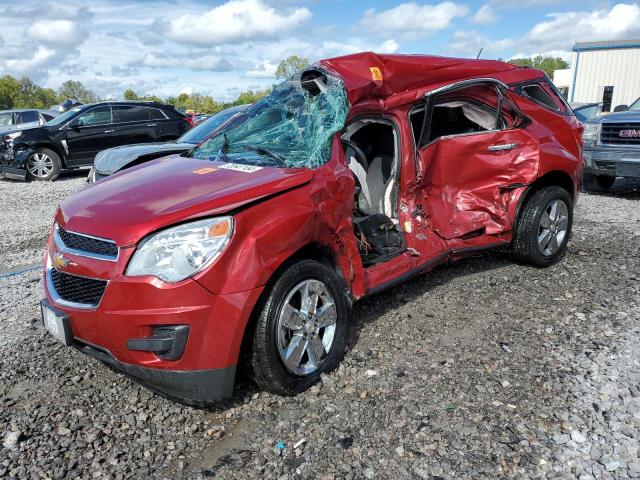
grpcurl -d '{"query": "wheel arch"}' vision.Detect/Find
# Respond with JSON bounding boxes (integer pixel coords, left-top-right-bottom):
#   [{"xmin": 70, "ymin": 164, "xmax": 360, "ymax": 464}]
[
  {"xmin": 236, "ymin": 241, "xmax": 350, "ymax": 373},
  {"xmin": 514, "ymin": 170, "xmax": 575, "ymax": 229},
  {"xmin": 31, "ymin": 143, "xmax": 67, "ymax": 166}
]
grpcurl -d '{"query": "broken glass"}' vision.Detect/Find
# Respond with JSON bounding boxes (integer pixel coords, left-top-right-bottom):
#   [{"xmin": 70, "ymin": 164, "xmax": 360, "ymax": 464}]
[{"xmin": 191, "ymin": 72, "xmax": 349, "ymax": 169}]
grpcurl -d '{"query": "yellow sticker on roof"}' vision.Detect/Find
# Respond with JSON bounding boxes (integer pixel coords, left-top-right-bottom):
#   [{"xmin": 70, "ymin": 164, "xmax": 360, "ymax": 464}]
[
  {"xmin": 193, "ymin": 167, "xmax": 217, "ymax": 175},
  {"xmin": 369, "ymin": 67, "xmax": 383, "ymax": 82}
]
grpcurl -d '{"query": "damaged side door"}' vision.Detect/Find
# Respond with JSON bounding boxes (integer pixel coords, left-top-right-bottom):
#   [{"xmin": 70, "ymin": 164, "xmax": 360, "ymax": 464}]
[{"xmin": 414, "ymin": 79, "xmax": 539, "ymax": 240}]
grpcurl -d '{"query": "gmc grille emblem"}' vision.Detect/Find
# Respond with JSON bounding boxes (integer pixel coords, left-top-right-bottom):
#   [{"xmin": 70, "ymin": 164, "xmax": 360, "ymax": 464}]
[{"xmin": 618, "ymin": 129, "xmax": 640, "ymax": 138}]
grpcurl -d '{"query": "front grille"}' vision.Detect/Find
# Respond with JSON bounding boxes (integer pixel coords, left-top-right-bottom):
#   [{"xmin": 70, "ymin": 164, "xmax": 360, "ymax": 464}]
[
  {"xmin": 50, "ymin": 268, "xmax": 107, "ymax": 307},
  {"xmin": 600, "ymin": 122, "xmax": 640, "ymax": 146},
  {"xmin": 57, "ymin": 225, "xmax": 118, "ymax": 259}
]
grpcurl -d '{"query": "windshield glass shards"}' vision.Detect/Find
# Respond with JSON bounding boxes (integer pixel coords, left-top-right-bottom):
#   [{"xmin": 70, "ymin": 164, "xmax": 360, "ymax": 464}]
[{"xmin": 191, "ymin": 71, "xmax": 349, "ymax": 169}]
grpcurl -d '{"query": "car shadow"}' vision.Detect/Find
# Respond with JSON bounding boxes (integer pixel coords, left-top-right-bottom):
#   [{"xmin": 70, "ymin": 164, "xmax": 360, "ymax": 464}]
[
  {"xmin": 583, "ymin": 177, "xmax": 640, "ymax": 199},
  {"xmin": 219, "ymin": 248, "xmax": 515, "ymax": 411}
]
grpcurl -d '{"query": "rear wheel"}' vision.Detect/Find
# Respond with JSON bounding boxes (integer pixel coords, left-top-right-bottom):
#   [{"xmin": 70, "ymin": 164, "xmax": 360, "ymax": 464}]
[
  {"xmin": 26, "ymin": 148, "xmax": 62, "ymax": 181},
  {"xmin": 249, "ymin": 260, "xmax": 348, "ymax": 395},
  {"xmin": 512, "ymin": 186, "xmax": 573, "ymax": 267}
]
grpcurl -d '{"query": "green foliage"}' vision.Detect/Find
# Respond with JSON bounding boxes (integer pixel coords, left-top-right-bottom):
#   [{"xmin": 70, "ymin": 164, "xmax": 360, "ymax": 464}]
[
  {"xmin": 0, "ymin": 75, "xmax": 59, "ymax": 109},
  {"xmin": 508, "ymin": 55, "xmax": 569, "ymax": 78},
  {"xmin": 57, "ymin": 80, "xmax": 99, "ymax": 104},
  {"xmin": 275, "ymin": 55, "xmax": 311, "ymax": 80}
]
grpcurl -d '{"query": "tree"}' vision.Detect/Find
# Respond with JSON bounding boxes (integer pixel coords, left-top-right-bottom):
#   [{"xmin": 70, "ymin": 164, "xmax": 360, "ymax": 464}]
[
  {"xmin": 275, "ymin": 55, "xmax": 310, "ymax": 80},
  {"xmin": 0, "ymin": 75, "xmax": 21, "ymax": 109},
  {"xmin": 57, "ymin": 80, "xmax": 99, "ymax": 103},
  {"xmin": 508, "ymin": 55, "xmax": 569, "ymax": 78},
  {"xmin": 123, "ymin": 89, "xmax": 138, "ymax": 100}
]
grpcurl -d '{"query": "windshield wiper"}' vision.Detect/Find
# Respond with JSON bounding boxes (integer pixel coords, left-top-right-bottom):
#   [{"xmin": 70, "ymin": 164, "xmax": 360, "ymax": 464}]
[{"xmin": 243, "ymin": 145, "xmax": 287, "ymax": 167}]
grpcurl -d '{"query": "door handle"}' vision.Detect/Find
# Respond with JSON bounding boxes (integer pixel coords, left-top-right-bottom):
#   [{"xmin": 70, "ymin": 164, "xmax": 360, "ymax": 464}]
[
  {"xmin": 488, "ymin": 143, "xmax": 519, "ymax": 152},
  {"xmin": 147, "ymin": 123, "xmax": 157, "ymax": 127},
  {"xmin": 104, "ymin": 129, "xmax": 115, "ymax": 133}
]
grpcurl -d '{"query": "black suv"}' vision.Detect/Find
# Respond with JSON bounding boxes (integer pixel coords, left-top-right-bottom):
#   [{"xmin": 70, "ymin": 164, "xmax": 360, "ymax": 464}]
[{"xmin": 0, "ymin": 101, "xmax": 192, "ymax": 181}]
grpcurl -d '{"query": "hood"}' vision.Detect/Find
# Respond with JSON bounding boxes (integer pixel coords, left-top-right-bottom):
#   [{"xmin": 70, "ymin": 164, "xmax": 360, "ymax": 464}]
[
  {"xmin": 58, "ymin": 155, "xmax": 313, "ymax": 246},
  {"xmin": 0, "ymin": 125, "xmax": 20, "ymax": 134},
  {"xmin": 588, "ymin": 110, "xmax": 640, "ymax": 124},
  {"xmin": 94, "ymin": 142, "xmax": 193, "ymax": 174}
]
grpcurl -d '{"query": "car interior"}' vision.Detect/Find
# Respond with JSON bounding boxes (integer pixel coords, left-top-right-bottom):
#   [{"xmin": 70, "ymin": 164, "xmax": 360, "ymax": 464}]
[{"xmin": 341, "ymin": 118, "xmax": 405, "ymax": 266}]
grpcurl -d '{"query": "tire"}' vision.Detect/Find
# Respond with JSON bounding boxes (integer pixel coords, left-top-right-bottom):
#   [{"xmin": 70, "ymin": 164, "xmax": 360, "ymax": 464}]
[
  {"xmin": 249, "ymin": 259, "xmax": 349, "ymax": 396},
  {"xmin": 26, "ymin": 148, "xmax": 62, "ymax": 181},
  {"xmin": 595, "ymin": 175, "xmax": 615, "ymax": 190},
  {"xmin": 512, "ymin": 186, "xmax": 573, "ymax": 267}
]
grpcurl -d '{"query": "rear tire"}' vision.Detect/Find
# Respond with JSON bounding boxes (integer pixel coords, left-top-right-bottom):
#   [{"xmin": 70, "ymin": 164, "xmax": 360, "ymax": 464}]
[
  {"xmin": 512, "ymin": 186, "xmax": 573, "ymax": 267},
  {"xmin": 249, "ymin": 260, "xmax": 348, "ymax": 396},
  {"xmin": 26, "ymin": 148, "xmax": 62, "ymax": 181}
]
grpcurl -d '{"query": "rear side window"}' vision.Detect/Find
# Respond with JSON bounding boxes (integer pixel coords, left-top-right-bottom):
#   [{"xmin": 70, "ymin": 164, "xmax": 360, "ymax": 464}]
[
  {"xmin": 113, "ymin": 105, "xmax": 152, "ymax": 123},
  {"xmin": 520, "ymin": 81, "xmax": 569, "ymax": 114},
  {"xmin": 19, "ymin": 111, "xmax": 39, "ymax": 123},
  {"xmin": 148, "ymin": 108, "xmax": 167, "ymax": 120}
]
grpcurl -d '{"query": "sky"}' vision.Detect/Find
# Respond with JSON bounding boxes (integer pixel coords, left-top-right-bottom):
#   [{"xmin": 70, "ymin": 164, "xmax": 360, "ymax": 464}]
[{"xmin": 1, "ymin": 1, "xmax": 640, "ymax": 101}]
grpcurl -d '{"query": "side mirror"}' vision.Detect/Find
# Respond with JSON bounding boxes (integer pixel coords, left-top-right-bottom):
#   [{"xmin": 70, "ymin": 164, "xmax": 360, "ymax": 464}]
[
  {"xmin": 613, "ymin": 104, "xmax": 629, "ymax": 112},
  {"xmin": 70, "ymin": 119, "xmax": 83, "ymax": 129}
]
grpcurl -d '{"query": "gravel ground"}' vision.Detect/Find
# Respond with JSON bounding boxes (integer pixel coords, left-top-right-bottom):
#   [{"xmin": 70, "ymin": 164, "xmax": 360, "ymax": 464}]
[{"xmin": 1, "ymin": 176, "xmax": 639, "ymax": 479}]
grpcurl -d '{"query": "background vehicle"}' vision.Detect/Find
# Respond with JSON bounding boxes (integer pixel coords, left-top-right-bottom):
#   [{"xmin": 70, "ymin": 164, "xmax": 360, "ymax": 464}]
[
  {"xmin": 582, "ymin": 96, "xmax": 640, "ymax": 189},
  {"xmin": 0, "ymin": 101, "xmax": 191, "ymax": 181},
  {"xmin": 0, "ymin": 109, "xmax": 59, "ymax": 134},
  {"xmin": 42, "ymin": 53, "xmax": 582, "ymax": 405},
  {"xmin": 88, "ymin": 104, "xmax": 248, "ymax": 182},
  {"xmin": 571, "ymin": 102, "xmax": 602, "ymax": 122}
]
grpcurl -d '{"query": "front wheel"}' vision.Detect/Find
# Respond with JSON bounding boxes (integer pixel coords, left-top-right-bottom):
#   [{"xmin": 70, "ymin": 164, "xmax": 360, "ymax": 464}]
[
  {"xmin": 512, "ymin": 186, "xmax": 573, "ymax": 267},
  {"xmin": 596, "ymin": 175, "xmax": 616, "ymax": 190},
  {"xmin": 26, "ymin": 148, "xmax": 62, "ymax": 181},
  {"xmin": 249, "ymin": 260, "xmax": 349, "ymax": 395}
]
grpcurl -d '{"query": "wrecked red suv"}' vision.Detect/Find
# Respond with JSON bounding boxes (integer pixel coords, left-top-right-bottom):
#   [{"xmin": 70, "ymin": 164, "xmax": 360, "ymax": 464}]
[{"xmin": 41, "ymin": 53, "xmax": 583, "ymax": 405}]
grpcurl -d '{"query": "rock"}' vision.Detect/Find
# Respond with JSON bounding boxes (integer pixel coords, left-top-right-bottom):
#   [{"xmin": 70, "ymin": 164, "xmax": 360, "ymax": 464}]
[
  {"xmin": 2, "ymin": 431, "xmax": 21, "ymax": 450},
  {"xmin": 571, "ymin": 431, "xmax": 587, "ymax": 444}
]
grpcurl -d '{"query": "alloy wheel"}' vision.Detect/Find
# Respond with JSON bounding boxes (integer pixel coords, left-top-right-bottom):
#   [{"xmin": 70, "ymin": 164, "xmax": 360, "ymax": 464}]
[
  {"xmin": 276, "ymin": 279, "xmax": 337, "ymax": 376},
  {"xmin": 537, "ymin": 199, "xmax": 569, "ymax": 257},
  {"xmin": 27, "ymin": 152, "xmax": 54, "ymax": 178}
]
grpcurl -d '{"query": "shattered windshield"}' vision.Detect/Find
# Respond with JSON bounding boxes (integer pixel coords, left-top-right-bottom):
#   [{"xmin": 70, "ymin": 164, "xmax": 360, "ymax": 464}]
[{"xmin": 191, "ymin": 71, "xmax": 348, "ymax": 169}]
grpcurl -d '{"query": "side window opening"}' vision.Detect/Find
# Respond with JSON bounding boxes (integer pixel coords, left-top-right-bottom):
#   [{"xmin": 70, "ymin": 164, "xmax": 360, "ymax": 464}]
[
  {"xmin": 341, "ymin": 118, "xmax": 405, "ymax": 266},
  {"xmin": 76, "ymin": 106, "xmax": 112, "ymax": 126},
  {"xmin": 19, "ymin": 111, "xmax": 39, "ymax": 124},
  {"xmin": 411, "ymin": 83, "xmax": 523, "ymax": 147}
]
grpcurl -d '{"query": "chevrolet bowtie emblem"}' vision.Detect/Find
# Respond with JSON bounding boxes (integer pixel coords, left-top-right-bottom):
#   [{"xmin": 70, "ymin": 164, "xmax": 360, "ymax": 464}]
[{"xmin": 52, "ymin": 252, "xmax": 71, "ymax": 270}]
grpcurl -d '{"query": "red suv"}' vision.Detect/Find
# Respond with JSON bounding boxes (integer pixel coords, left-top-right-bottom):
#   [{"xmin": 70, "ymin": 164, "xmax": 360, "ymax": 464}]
[{"xmin": 41, "ymin": 53, "xmax": 583, "ymax": 405}]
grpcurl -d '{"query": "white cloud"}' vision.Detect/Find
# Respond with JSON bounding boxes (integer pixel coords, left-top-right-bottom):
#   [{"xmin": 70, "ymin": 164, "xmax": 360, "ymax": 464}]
[
  {"xmin": 524, "ymin": 3, "xmax": 640, "ymax": 52},
  {"xmin": 26, "ymin": 19, "xmax": 83, "ymax": 46},
  {"xmin": 358, "ymin": 2, "xmax": 468, "ymax": 39},
  {"xmin": 446, "ymin": 30, "xmax": 514, "ymax": 57},
  {"xmin": 162, "ymin": 0, "xmax": 311, "ymax": 47},
  {"xmin": 380, "ymin": 39, "xmax": 400, "ymax": 53},
  {"xmin": 472, "ymin": 5, "xmax": 497, "ymax": 25},
  {"xmin": 246, "ymin": 61, "xmax": 278, "ymax": 79},
  {"xmin": 4, "ymin": 47, "xmax": 61, "ymax": 75},
  {"xmin": 141, "ymin": 52, "xmax": 238, "ymax": 72}
]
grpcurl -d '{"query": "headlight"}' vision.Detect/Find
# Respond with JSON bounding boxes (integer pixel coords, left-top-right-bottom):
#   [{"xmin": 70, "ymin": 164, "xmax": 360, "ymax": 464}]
[
  {"xmin": 3, "ymin": 131, "xmax": 21, "ymax": 148},
  {"xmin": 582, "ymin": 123, "xmax": 599, "ymax": 147},
  {"xmin": 126, "ymin": 217, "xmax": 233, "ymax": 283}
]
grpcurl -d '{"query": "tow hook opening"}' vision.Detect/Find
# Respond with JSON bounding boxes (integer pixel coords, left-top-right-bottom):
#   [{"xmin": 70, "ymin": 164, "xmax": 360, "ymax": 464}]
[{"xmin": 127, "ymin": 325, "xmax": 190, "ymax": 361}]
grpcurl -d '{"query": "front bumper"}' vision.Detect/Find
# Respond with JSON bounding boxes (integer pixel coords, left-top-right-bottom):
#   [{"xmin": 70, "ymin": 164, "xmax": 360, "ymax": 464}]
[
  {"xmin": 42, "ymin": 244, "xmax": 264, "ymax": 405},
  {"xmin": 583, "ymin": 148, "xmax": 640, "ymax": 178},
  {"xmin": 0, "ymin": 150, "xmax": 29, "ymax": 181}
]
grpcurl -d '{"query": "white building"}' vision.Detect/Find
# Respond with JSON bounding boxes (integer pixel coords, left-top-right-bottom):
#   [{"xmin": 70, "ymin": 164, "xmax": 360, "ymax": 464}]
[{"xmin": 565, "ymin": 39, "xmax": 640, "ymax": 111}]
